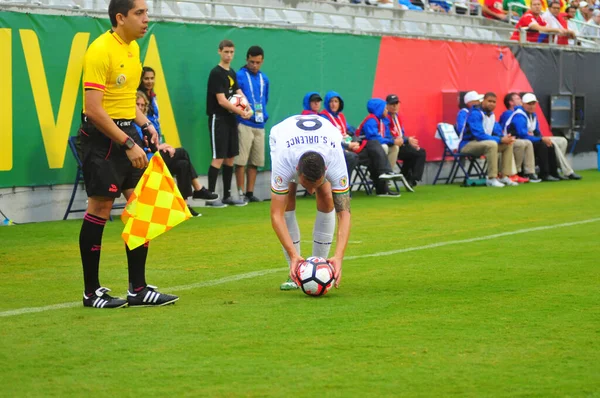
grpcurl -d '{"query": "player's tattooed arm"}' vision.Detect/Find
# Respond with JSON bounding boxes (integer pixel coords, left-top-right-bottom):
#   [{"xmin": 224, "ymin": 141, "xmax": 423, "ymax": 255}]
[{"xmin": 333, "ymin": 193, "xmax": 351, "ymax": 213}]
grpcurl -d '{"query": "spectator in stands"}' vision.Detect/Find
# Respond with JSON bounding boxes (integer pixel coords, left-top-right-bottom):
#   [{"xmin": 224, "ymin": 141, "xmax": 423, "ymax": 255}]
[
  {"xmin": 572, "ymin": 0, "xmax": 586, "ymax": 20},
  {"xmin": 357, "ymin": 98, "xmax": 403, "ymax": 197},
  {"xmin": 484, "ymin": 0, "xmax": 517, "ymax": 21},
  {"xmin": 543, "ymin": 0, "xmax": 572, "ymax": 43},
  {"xmin": 385, "ymin": 94, "xmax": 426, "ymax": 187},
  {"xmin": 504, "ymin": 0, "xmax": 527, "ymax": 16},
  {"xmin": 319, "ymin": 91, "xmax": 360, "ymax": 179},
  {"xmin": 578, "ymin": 1, "xmax": 593, "ymax": 21},
  {"xmin": 135, "ymin": 92, "xmax": 218, "ymax": 217},
  {"xmin": 510, "ymin": 0, "xmax": 573, "ymax": 42},
  {"xmin": 564, "ymin": 6, "xmax": 580, "ymax": 41},
  {"xmin": 504, "ymin": 93, "xmax": 561, "ymax": 182},
  {"xmin": 459, "ymin": 94, "xmax": 517, "ymax": 188},
  {"xmin": 235, "ymin": 45, "xmax": 269, "ymax": 203},
  {"xmin": 302, "ymin": 92, "xmax": 322, "ymax": 115},
  {"xmin": 499, "ymin": 92, "xmax": 541, "ymax": 182},
  {"xmin": 580, "ymin": 9, "xmax": 600, "ymax": 35},
  {"xmin": 456, "ymin": 91, "xmax": 483, "ymax": 139}
]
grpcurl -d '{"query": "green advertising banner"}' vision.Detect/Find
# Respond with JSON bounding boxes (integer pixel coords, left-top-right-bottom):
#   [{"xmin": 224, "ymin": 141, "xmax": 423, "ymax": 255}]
[{"xmin": 0, "ymin": 11, "xmax": 380, "ymax": 188}]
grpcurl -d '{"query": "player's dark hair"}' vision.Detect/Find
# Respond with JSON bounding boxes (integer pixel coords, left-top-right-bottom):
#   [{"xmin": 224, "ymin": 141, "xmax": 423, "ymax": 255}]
[
  {"xmin": 246, "ymin": 45, "xmax": 264, "ymax": 59},
  {"xmin": 219, "ymin": 39, "xmax": 235, "ymax": 50},
  {"xmin": 504, "ymin": 92, "xmax": 518, "ymax": 109},
  {"xmin": 298, "ymin": 151, "xmax": 325, "ymax": 182},
  {"xmin": 483, "ymin": 92, "xmax": 496, "ymax": 100},
  {"xmin": 565, "ymin": 5, "xmax": 575, "ymax": 13},
  {"xmin": 108, "ymin": 0, "xmax": 136, "ymax": 27},
  {"xmin": 137, "ymin": 66, "xmax": 155, "ymax": 93}
]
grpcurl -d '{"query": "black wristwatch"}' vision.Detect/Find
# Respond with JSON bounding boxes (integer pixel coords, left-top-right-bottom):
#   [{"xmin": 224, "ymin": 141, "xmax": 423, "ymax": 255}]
[
  {"xmin": 140, "ymin": 121, "xmax": 152, "ymax": 130},
  {"xmin": 122, "ymin": 136, "xmax": 135, "ymax": 150}
]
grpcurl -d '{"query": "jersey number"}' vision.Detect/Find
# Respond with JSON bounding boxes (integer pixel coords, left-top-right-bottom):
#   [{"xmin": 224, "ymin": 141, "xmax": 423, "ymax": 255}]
[{"xmin": 296, "ymin": 117, "xmax": 322, "ymax": 131}]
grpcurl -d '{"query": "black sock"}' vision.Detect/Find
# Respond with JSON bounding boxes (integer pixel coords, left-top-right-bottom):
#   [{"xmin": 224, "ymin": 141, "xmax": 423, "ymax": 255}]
[
  {"xmin": 207, "ymin": 166, "xmax": 220, "ymax": 193},
  {"xmin": 126, "ymin": 242, "xmax": 148, "ymax": 292},
  {"xmin": 246, "ymin": 191, "xmax": 253, "ymax": 198},
  {"xmin": 79, "ymin": 213, "xmax": 107, "ymax": 296},
  {"xmin": 222, "ymin": 165, "xmax": 233, "ymax": 199}
]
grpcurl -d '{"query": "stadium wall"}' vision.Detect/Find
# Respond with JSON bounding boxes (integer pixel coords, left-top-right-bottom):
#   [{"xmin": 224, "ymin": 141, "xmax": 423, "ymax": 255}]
[{"xmin": 0, "ymin": 12, "xmax": 598, "ymax": 222}]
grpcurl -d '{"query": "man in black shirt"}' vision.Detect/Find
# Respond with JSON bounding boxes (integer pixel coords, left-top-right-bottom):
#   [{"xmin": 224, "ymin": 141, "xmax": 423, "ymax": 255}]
[{"xmin": 206, "ymin": 39, "xmax": 252, "ymax": 207}]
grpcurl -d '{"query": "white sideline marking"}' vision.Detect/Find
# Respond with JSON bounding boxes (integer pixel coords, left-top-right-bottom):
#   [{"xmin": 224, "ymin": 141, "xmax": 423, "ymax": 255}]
[{"xmin": 1, "ymin": 217, "xmax": 598, "ymax": 318}]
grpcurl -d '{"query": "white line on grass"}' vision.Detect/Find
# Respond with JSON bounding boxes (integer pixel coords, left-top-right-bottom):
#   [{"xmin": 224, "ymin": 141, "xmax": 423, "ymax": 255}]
[{"xmin": 1, "ymin": 217, "xmax": 598, "ymax": 318}]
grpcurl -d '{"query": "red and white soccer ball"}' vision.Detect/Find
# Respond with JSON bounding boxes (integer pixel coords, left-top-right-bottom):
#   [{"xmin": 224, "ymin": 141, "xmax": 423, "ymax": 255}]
[
  {"xmin": 296, "ymin": 256, "xmax": 335, "ymax": 297},
  {"xmin": 228, "ymin": 94, "xmax": 249, "ymax": 111}
]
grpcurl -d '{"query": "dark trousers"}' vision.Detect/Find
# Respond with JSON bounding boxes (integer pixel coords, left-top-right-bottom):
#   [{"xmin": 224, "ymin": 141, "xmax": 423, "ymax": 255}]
[
  {"xmin": 533, "ymin": 141, "xmax": 558, "ymax": 177},
  {"xmin": 344, "ymin": 150, "xmax": 359, "ymax": 180},
  {"xmin": 358, "ymin": 140, "xmax": 393, "ymax": 194},
  {"xmin": 397, "ymin": 145, "xmax": 426, "ymax": 182},
  {"xmin": 162, "ymin": 147, "xmax": 198, "ymax": 198}
]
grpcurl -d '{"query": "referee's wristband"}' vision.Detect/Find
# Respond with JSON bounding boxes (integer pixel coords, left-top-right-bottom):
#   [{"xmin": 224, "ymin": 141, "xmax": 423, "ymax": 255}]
[{"xmin": 140, "ymin": 121, "xmax": 152, "ymax": 130}]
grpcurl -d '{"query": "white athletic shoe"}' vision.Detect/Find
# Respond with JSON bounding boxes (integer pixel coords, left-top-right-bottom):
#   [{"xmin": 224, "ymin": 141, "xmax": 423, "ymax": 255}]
[
  {"xmin": 499, "ymin": 176, "xmax": 518, "ymax": 186},
  {"xmin": 486, "ymin": 178, "xmax": 505, "ymax": 188}
]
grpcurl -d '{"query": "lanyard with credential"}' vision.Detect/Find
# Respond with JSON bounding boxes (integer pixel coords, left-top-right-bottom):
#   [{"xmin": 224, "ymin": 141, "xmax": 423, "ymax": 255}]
[{"xmin": 245, "ymin": 71, "xmax": 264, "ymax": 103}]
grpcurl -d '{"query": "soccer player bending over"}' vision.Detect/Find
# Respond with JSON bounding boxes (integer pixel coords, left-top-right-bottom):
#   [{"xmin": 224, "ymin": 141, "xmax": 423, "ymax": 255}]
[{"xmin": 269, "ymin": 115, "xmax": 351, "ymax": 290}]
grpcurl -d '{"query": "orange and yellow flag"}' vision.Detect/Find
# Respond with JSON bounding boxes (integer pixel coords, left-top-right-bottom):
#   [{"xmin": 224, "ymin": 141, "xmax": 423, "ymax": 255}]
[{"xmin": 121, "ymin": 153, "xmax": 191, "ymax": 250}]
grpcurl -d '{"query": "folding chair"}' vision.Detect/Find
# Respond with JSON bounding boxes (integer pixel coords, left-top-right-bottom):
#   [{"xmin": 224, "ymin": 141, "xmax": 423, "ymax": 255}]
[
  {"xmin": 350, "ymin": 163, "xmax": 373, "ymax": 195},
  {"xmin": 432, "ymin": 123, "xmax": 487, "ymax": 185},
  {"xmin": 63, "ymin": 136, "xmax": 125, "ymax": 220}
]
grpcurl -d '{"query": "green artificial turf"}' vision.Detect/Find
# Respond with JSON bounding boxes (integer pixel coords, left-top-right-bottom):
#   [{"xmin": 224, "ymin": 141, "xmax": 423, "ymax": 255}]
[{"xmin": 0, "ymin": 171, "xmax": 599, "ymax": 397}]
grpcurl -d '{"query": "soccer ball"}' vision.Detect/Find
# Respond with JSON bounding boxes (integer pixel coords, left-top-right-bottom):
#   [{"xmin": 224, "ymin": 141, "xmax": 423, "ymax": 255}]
[
  {"xmin": 228, "ymin": 94, "xmax": 249, "ymax": 111},
  {"xmin": 296, "ymin": 256, "xmax": 335, "ymax": 297}
]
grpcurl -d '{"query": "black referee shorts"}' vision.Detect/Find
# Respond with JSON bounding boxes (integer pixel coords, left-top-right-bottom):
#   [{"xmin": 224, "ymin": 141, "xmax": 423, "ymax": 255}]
[
  {"xmin": 78, "ymin": 118, "xmax": 145, "ymax": 199},
  {"xmin": 208, "ymin": 114, "xmax": 239, "ymax": 159}
]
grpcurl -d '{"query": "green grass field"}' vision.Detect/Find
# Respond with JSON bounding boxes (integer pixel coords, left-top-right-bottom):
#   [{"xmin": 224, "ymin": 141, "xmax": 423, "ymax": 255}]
[{"xmin": 1, "ymin": 171, "xmax": 599, "ymax": 397}]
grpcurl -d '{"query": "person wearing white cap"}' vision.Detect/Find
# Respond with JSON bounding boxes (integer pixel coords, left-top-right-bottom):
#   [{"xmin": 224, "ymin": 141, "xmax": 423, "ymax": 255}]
[
  {"xmin": 580, "ymin": 8, "xmax": 600, "ymax": 36},
  {"xmin": 455, "ymin": 91, "xmax": 484, "ymax": 141},
  {"xmin": 459, "ymin": 94, "xmax": 517, "ymax": 188}
]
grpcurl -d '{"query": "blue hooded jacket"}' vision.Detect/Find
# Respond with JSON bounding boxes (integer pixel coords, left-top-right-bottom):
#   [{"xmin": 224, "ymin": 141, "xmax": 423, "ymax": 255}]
[
  {"xmin": 505, "ymin": 106, "xmax": 542, "ymax": 142},
  {"xmin": 459, "ymin": 106, "xmax": 501, "ymax": 149},
  {"xmin": 363, "ymin": 99, "xmax": 393, "ymax": 146},
  {"xmin": 236, "ymin": 65, "xmax": 269, "ymax": 128},
  {"xmin": 319, "ymin": 91, "xmax": 355, "ymax": 134},
  {"xmin": 302, "ymin": 91, "xmax": 321, "ymax": 115},
  {"xmin": 499, "ymin": 109, "xmax": 513, "ymax": 129}
]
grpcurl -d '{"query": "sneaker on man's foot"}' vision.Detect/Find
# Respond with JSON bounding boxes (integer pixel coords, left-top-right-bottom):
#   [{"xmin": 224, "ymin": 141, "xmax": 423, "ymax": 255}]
[
  {"xmin": 127, "ymin": 285, "xmax": 179, "ymax": 307},
  {"xmin": 510, "ymin": 174, "xmax": 529, "ymax": 184},
  {"xmin": 398, "ymin": 174, "xmax": 415, "ymax": 192},
  {"xmin": 223, "ymin": 197, "xmax": 248, "ymax": 207},
  {"xmin": 499, "ymin": 176, "xmax": 519, "ymax": 186},
  {"xmin": 541, "ymin": 175, "xmax": 560, "ymax": 182},
  {"xmin": 524, "ymin": 173, "xmax": 542, "ymax": 183},
  {"xmin": 245, "ymin": 195, "xmax": 261, "ymax": 203},
  {"xmin": 377, "ymin": 190, "xmax": 401, "ymax": 197},
  {"xmin": 486, "ymin": 178, "xmax": 505, "ymax": 188},
  {"xmin": 205, "ymin": 199, "xmax": 228, "ymax": 208},
  {"xmin": 187, "ymin": 205, "xmax": 202, "ymax": 217},
  {"xmin": 83, "ymin": 287, "xmax": 128, "ymax": 309},
  {"xmin": 379, "ymin": 172, "xmax": 399, "ymax": 180},
  {"xmin": 567, "ymin": 172, "xmax": 582, "ymax": 180},
  {"xmin": 192, "ymin": 187, "xmax": 219, "ymax": 202},
  {"xmin": 280, "ymin": 278, "xmax": 299, "ymax": 290}
]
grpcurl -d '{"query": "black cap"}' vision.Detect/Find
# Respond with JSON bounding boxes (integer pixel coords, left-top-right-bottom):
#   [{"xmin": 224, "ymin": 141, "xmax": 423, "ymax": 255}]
[
  {"xmin": 309, "ymin": 93, "xmax": 322, "ymax": 102},
  {"xmin": 386, "ymin": 94, "xmax": 400, "ymax": 105}
]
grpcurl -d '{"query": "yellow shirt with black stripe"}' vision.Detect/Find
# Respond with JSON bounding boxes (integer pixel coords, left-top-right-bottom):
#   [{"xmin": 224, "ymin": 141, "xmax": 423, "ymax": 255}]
[{"xmin": 82, "ymin": 30, "xmax": 141, "ymax": 120}]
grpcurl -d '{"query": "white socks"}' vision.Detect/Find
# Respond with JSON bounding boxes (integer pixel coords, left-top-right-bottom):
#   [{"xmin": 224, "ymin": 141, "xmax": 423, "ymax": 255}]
[
  {"xmin": 312, "ymin": 210, "xmax": 335, "ymax": 259},
  {"xmin": 283, "ymin": 211, "xmax": 301, "ymax": 266}
]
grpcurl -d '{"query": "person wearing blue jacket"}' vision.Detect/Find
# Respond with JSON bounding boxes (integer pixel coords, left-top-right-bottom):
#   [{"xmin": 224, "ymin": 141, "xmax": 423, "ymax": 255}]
[
  {"xmin": 234, "ymin": 46, "xmax": 270, "ymax": 203},
  {"xmin": 319, "ymin": 91, "xmax": 359, "ymax": 179},
  {"xmin": 358, "ymin": 98, "xmax": 403, "ymax": 196},
  {"xmin": 460, "ymin": 93, "xmax": 517, "ymax": 187},
  {"xmin": 301, "ymin": 92, "xmax": 322, "ymax": 115}
]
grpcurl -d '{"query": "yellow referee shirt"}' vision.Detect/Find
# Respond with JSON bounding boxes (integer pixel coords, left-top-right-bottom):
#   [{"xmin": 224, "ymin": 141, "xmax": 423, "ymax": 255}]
[{"xmin": 82, "ymin": 30, "xmax": 141, "ymax": 120}]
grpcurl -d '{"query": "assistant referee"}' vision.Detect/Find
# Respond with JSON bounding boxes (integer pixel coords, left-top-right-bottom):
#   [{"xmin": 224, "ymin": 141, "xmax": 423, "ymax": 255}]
[{"xmin": 78, "ymin": 0, "xmax": 178, "ymax": 309}]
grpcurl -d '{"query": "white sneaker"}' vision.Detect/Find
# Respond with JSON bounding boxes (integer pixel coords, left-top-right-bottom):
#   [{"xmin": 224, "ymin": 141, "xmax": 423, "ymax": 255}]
[
  {"xmin": 499, "ymin": 176, "xmax": 518, "ymax": 186},
  {"xmin": 486, "ymin": 178, "xmax": 505, "ymax": 188}
]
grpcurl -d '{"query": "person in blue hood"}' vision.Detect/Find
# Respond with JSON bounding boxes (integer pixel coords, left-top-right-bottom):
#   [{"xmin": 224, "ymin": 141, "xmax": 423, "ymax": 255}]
[
  {"xmin": 355, "ymin": 98, "xmax": 403, "ymax": 197},
  {"xmin": 301, "ymin": 92, "xmax": 322, "ymax": 115},
  {"xmin": 319, "ymin": 91, "xmax": 359, "ymax": 178}
]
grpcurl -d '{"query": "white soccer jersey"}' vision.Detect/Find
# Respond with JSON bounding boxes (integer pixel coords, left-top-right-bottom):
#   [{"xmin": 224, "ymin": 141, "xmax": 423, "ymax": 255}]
[{"xmin": 270, "ymin": 115, "xmax": 350, "ymax": 196}]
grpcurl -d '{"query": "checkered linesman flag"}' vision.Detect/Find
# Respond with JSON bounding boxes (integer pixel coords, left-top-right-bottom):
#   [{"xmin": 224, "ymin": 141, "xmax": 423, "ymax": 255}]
[{"xmin": 121, "ymin": 152, "xmax": 192, "ymax": 250}]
